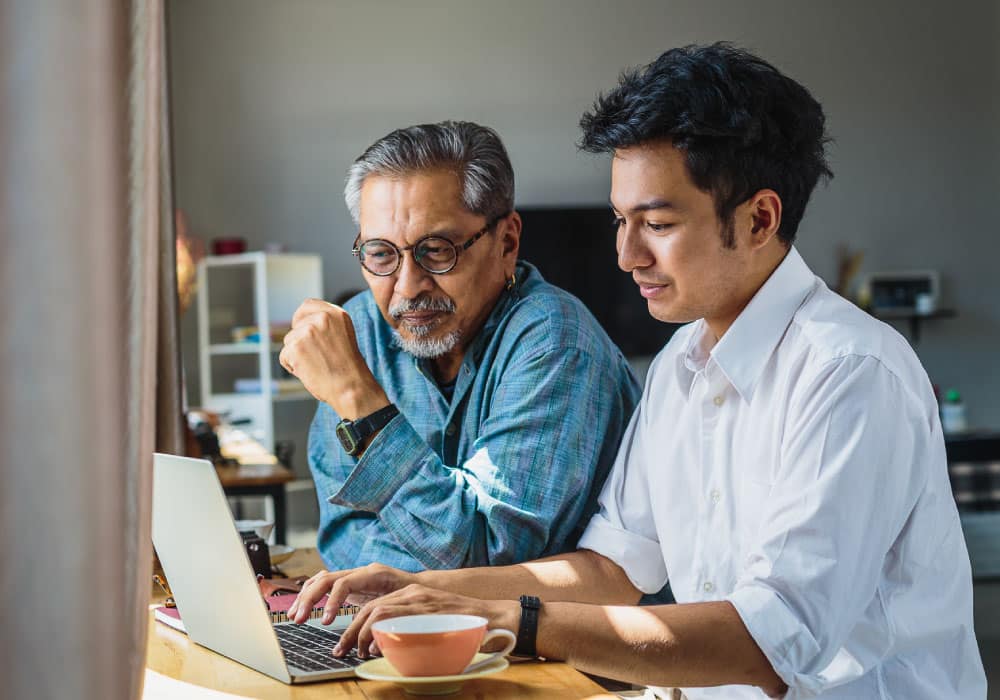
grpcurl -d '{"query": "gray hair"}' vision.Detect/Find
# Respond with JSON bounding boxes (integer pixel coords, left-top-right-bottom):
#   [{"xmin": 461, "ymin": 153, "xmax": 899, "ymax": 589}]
[{"xmin": 344, "ymin": 121, "xmax": 515, "ymax": 226}]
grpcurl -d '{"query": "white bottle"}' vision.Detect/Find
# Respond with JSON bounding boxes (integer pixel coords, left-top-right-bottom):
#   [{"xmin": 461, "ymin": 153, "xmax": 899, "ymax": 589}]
[{"xmin": 940, "ymin": 389, "xmax": 968, "ymax": 434}]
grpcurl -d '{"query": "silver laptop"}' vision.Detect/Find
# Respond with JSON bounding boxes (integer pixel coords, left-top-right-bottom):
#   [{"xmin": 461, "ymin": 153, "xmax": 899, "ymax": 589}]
[{"xmin": 152, "ymin": 452, "xmax": 362, "ymax": 683}]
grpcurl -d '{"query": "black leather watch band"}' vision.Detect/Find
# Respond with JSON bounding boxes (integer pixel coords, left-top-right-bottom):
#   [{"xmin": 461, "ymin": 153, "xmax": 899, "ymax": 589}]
[
  {"xmin": 513, "ymin": 595, "xmax": 541, "ymax": 658},
  {"xmin": 335, "ymin": 403, "xmax": 399, "ymax": 456}
]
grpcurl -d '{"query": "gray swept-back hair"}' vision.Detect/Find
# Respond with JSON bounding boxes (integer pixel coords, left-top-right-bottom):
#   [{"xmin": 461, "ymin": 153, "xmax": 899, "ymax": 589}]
[{"xmin": 344, "ymin": 121, "xmax": 515, "ymax": 226}]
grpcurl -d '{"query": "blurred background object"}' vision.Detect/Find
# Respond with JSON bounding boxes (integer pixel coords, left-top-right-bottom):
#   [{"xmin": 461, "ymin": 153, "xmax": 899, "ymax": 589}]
[{"xmin": 175, "ymin": 209, "xmax": 204, "ymax": 314}]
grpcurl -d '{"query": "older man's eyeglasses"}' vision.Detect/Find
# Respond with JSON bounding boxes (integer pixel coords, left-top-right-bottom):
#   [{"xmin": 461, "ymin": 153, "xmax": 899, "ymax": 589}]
[{"xmin": 352, "ymin": 214, "xmax": 506, "ymax": 276}]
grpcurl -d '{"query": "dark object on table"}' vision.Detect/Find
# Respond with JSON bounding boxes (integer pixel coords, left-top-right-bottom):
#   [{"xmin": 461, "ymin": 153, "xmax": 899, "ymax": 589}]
[
  {"xmin": 259, "ymin": 577, "xmax": 307, "ymax": 597},
  {"xmin": 212, "ymin": 237, "xmax": 247, "ymax": 255},
  {"xmin": 187, "ymin": 412, "xmax": 238, "ymax": 467},
  {"xmin": 274, "ymin": 440, "xmax": 294, "ymax": 470},
  {"xmin": 240, "ymin": 531, "xmax": 271, "ymax": 579},
  {"xmin": 152, "ymin": 574, "xmax": 176, "ymax": 608}
]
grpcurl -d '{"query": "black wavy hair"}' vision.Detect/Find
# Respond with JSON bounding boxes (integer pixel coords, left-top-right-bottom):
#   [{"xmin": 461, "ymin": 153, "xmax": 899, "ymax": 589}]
[{"xmin": 579, "ymin": 43, "xmax": 832, "ymax": 246}]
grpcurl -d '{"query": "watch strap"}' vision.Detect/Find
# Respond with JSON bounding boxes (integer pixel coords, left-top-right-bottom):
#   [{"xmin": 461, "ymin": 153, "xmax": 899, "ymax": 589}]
[
  {"xmin": 513, "ymin": 595, "xmax": 541, "ymax": 658},
  {"xmin": 336, "ymin": 403, "xmax": 399, "ymax": 456},
  {"xmin": 352, "ymin": 403, "xmax": 399, "ymax": 437}
]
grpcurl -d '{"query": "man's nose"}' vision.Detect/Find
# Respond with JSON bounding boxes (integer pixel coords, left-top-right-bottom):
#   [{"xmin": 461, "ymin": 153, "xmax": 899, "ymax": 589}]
[
  {"xmin": 393, "ymin": 252, "xmax": 436, "ymax": 298},
  {"xmin": 617, "ymin": 223, "xmax": 653, "ymax": 272}
]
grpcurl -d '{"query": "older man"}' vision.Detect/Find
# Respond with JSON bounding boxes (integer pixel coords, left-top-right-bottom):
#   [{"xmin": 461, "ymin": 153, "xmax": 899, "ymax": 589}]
[
  {"xmin": 290, "ymin": 46, "xmax": 985, "ymax": 699},
  {"xmin": 280, "ymin": 121, "xmax": 640, "ymax": 572}
]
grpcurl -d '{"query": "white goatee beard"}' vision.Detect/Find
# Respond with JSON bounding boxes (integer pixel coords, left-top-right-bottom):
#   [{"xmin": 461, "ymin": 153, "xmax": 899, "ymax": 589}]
[
  {"xmin": 388, "ymin": 295, "xmax": 460, "ymax": 359},
  {"xmin": 392, "ymin": 328, "xmax": 462, "ymax": 359}
]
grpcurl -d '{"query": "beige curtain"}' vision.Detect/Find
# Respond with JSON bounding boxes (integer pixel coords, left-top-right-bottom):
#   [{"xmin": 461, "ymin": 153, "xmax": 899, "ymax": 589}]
[{"xmin": 0, "ymin": 1, "xmax": 181, "ymax": 699}]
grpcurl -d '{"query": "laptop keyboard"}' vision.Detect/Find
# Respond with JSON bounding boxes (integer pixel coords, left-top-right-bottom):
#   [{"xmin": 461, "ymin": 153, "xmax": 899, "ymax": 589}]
[{"xmin": 274, "ymin": 623, "xmax": 364, "ymax": 673}]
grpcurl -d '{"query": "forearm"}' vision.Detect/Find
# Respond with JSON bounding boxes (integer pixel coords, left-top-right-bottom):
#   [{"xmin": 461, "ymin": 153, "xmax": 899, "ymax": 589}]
[
  {"xmin": 415, "ymin": 549, "xmax": 642, "ymax": 604},
  {"xmin": 341, "ymin": 416, "xmax": 591, "ymax": 570},
  {"xmin": 536, "ymin": 600, "xmax": 786, "ymax": 695},
  {"xmin": 294, "ymin": 549, "xmax": 641, "ymax": 628}
]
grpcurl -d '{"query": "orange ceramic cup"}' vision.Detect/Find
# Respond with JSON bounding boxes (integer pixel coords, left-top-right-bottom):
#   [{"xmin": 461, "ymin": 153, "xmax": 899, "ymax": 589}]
[{"xmin": 371, "ymin": 614, "xmax": 517, "ymax": 677}]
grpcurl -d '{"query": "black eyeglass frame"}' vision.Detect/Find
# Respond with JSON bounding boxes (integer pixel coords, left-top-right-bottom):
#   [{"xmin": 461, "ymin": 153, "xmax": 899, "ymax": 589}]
[{"xmin": 351, "ymin": 212, "xmax": 509, "ymax": 277}]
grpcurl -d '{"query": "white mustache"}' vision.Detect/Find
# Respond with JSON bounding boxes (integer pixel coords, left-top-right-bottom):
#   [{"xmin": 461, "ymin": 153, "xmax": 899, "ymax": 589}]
[{"xmin": 389, "ymin": 296, "xmax": 456, "ymax": 321}]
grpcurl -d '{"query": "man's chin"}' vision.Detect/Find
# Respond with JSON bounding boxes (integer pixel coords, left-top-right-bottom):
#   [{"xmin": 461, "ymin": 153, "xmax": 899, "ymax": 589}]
[
  {"xmin": 398, "ymin": 314, "xmax": 454, "ymax": 339},
  {"xmin": 392, "ymin": 327, "xmax": 462, "ymax": 360},
  {"xmin": 398, "ymin": 322, "xmax": 437, "ymax": 338},
  {"xmin": 647, "ymin": 300, "xmax": 694, "ymax": 325}
]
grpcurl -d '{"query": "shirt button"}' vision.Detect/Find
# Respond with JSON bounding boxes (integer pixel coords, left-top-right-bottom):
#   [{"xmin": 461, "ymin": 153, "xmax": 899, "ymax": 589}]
[
  {"xmin": 703, "ymin": 581, "xmax": 715, "ymax": 593},
  {"xmin": 713, "ymin": 395, "xmax": 724, "ymax": 407},
  {"xmin": 710, "ymin": 489, "xmax": 721, "ymax": 503},
  {"xmin": 445, "ymin": 423, "xmax": 456, "ymax": 436}
]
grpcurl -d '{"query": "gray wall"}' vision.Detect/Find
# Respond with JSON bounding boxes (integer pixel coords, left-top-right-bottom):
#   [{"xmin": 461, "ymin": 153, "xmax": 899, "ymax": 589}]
[{"xmin": 168, "ymin": 0, "xmax": 1000, "ymax": 426}]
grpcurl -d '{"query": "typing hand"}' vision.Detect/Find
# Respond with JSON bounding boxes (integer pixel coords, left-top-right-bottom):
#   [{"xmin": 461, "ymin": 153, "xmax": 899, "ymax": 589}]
[
  {"xmin": 288, "ymin": 563, "xmax": 417, "ymax": 626},
  {"xmin": 333, "ymin": 584, "xmax": 519, "ymax": 659}
]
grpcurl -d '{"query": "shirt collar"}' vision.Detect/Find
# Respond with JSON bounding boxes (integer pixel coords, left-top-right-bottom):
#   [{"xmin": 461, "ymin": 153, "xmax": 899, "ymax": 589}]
[
  {"xmin": 681, "ymin": 319, "xmax": 714, "ymax": 374},
  {"xmin": 683, "ymin": 246, "xmax": 817, "ymax": 403}
]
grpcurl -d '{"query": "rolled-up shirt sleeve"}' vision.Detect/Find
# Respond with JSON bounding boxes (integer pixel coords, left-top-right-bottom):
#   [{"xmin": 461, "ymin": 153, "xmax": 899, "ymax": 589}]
[
  {"xmin": 726, "ymin": 355, "xmax": 931, "ymax": 696},
  {"xmin": 578, "ymin": 399, "xmax": 668, "ymax": 594}
]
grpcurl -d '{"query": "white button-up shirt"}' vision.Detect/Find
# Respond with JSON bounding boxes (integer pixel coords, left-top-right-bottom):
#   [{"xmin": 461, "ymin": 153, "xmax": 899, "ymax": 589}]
[{"xmin": 578, "ymin": 247, "xmax": 986, "ymax": 699}]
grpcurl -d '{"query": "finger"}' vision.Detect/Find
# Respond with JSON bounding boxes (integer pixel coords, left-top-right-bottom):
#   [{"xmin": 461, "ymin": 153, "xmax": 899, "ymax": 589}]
[
  {"xmin": 291, "ymin": 298, "xmax": 340, "ymax": 327},
  {"xmin": 334, "ymin": 598, "xmax": 376, "ymax": 656},
  {"xmin": 323, "ymin": 571, "xmax": 369, "ymax": 625},
  {"xmin": 278, "ymin": 346, "xmax": 296, "ymax": 377},
  {"xmin": 303, "ymin": 569, "xmax": 329, "ymax": 587},
  {"xmin": 331, "ymin": 583, "xmax": 422, "ymax": 655},
  {"xmin": 280, "ymin": 324, "xmax": 314, "ymax": 359},
  {"xmin": 289, "ymin": 572, "xmax": 324, "ymax": 620},
  {"xmin": 325, "ymin": 565, "xmax": 414, "ymax": 630},
  {"xmin": 292, "ymin": 570, "xmax": 342, "ymax": 622},
  {"xmin": 289, "ymin": 580, "xmax": 309, "ymax": 623},
  {"xmin": 290, "ymin": 299, "xmax": 326, "ymax": 327},
  {"xmin": 321, "ymin": 564, "xmax": 405, "ymax": 624},
  {"xmin": 293, "ymin": 573, "xmax": 335, "ymax": 624}
]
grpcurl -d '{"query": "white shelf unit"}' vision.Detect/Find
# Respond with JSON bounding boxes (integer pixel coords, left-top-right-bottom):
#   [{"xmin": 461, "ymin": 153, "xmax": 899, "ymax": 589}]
[{"xmin": 196, "ymin": 252, "xmax": 322, "ymax": 451}]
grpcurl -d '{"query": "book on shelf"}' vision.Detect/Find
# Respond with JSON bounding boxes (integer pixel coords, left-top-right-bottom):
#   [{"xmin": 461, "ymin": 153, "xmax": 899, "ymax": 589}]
[
  {"xmin": 233, "ymin": 377, "xmax": 304, "ymax": 394},
  {"xmin": 154, "ymin": 593, "xmax": 358, "ymax": 634}
]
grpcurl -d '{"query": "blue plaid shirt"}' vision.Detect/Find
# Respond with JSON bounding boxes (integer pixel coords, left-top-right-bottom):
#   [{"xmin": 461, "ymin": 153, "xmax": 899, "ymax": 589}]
[{"xmin": 308, "ymin": 261, "xmax": 641, "ymax": 572}]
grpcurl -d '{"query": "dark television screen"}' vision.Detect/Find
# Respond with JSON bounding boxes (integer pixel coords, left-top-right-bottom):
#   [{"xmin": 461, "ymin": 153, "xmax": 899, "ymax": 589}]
[{"xmin": 517, "ymin": 206, "xmax": 680, "ymax": 357}]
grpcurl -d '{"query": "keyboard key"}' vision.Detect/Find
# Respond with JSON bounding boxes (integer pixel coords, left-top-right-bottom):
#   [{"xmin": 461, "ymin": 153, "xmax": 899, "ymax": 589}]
[{"xmin": 275, "ymin": 624, "xmax": 364, "ymax": 671}]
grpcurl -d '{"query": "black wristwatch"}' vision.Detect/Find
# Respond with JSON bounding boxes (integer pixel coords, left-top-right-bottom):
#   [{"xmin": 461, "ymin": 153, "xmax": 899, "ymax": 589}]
[
  {"xmin": 335, "ymin": 404, "xmax": 399, "ymax": 456},
  {"xmin": 512, "ymin": 595, "xmax": 541, "ymax": 658}
]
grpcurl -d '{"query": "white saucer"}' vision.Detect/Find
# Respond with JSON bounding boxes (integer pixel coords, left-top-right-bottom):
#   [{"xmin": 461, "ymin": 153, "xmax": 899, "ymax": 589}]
[
  {"xmin": 268, "ymin": 544, "xmax": 295, "ymax": 565},
  {"xmin": 354, "ymin": 653, "xmax": 509, "ymax": 695}
]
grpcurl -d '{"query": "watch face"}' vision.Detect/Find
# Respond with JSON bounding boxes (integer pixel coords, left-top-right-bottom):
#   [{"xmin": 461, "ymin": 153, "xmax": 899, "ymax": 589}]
[{"xmin": 335, "ymin": 422, "xmax": 360, "ymax": 455}]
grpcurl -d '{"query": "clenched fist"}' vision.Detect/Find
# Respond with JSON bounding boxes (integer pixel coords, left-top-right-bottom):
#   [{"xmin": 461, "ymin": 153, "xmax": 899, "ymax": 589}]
[{"xmin": 279, "ymin": 299, "xmax": 389, "ymax": 420}]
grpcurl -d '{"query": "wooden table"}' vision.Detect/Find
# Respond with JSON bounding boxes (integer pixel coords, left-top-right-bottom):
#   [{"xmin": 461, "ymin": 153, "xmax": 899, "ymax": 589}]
[{"xmin": 146, "ymin": 548, "xmax": 612, "ymax": 699}]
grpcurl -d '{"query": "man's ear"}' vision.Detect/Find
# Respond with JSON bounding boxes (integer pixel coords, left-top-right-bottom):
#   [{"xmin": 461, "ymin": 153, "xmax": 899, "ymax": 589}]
[
  {"xmin": 500, "ymin": 211, "xmax": 522, "ymax": 262},
  {"xmin": 746, "ymin": 190, "xmax": 782, "ymax": 249},
  {"xmin": 743, "ymin": 189, "xmax": 781, "ymax": 249}
]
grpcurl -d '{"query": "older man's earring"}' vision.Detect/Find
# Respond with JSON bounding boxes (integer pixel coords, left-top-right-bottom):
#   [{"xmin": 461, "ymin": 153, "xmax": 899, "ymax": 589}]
[{"xmin": 506, "ymin": 273, "xmax": 516, "ymax": 291}]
